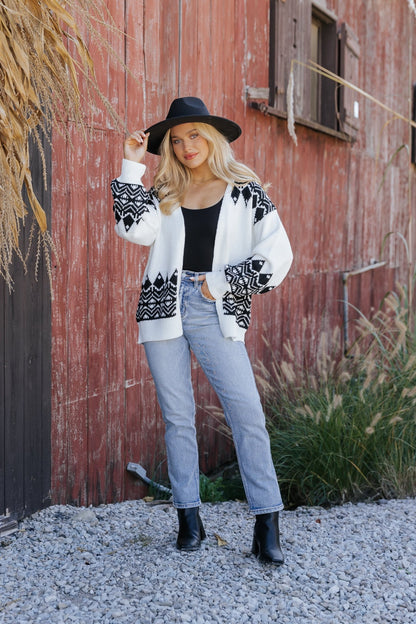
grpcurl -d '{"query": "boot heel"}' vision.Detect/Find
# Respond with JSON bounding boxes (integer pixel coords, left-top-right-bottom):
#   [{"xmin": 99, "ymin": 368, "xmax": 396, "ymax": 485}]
[
  {"xmin": 199, "ymin": 517, "xmax": 207, "ymax": 541},
  {"xmin": 251, "ymin": 536, "xmax": 259, "ymax": 556}
]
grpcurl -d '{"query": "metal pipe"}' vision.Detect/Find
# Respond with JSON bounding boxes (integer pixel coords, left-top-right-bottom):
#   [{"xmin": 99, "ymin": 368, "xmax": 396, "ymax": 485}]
[
  {"xmin": 126, "ymin": 462, "xmax": 172, "ymax": 496},
  {"xmin": 342, "ymin": 261, "xmax": 387, "ymax": 355}
]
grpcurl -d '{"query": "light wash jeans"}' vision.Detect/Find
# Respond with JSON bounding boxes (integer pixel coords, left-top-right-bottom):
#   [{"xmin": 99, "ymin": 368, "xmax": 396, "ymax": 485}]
[{"xmin": 143, "ymin": 271, "xmax": 284, "ymax": 514}]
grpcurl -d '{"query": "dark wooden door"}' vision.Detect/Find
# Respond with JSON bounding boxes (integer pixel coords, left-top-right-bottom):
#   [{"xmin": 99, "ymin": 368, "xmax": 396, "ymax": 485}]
[{"xmin": 0, "ymin": 133, "xmax": 51, "ymax": 526}]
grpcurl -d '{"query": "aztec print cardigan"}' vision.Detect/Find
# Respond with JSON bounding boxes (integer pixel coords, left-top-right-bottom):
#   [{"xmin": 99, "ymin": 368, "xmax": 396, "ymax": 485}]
[{"xmin": 111, "ymin": 159, "xmax": 293, "ymax": 344}]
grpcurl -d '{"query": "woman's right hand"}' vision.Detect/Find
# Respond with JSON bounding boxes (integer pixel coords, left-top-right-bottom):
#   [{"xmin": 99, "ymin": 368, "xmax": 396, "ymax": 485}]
[{"xmin": 123, "ymin": 130, "xmax": 149, "ymax": 163}]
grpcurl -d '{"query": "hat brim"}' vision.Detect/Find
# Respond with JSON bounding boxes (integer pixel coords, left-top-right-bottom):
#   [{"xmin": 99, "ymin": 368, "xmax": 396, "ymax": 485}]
[{"xmin": 145, "ymin": 115, "xmax": 242, "ymax": 155}]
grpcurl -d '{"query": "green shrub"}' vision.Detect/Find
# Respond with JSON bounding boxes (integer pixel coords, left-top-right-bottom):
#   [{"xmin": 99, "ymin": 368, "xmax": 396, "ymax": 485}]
[
  {"xmin": 199, "ymin": 471, "xmax": 245, "ymax": 503},
  {"xmin": 146, "ymin": 471, "xmax": 245, "ymax": 504},
  {"xmin": 199, "ymin": 474, "xmax": 226, "ymax": 502},
  {"xmin": 259, "ymin": 288, "xmax": 416, "ymax": 508}
]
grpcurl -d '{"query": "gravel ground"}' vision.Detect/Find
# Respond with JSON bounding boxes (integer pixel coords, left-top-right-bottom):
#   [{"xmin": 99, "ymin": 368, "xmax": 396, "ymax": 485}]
[{"xmin": 0, "ymin": 497, "xmax": 415, "ymax": 624}]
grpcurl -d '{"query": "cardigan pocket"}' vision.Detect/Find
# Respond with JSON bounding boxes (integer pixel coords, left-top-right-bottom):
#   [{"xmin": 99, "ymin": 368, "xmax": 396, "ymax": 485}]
[
  {"xmin": 222, "ymin": 292, "xmax": 252, "ymax": 329},
  {"xmin": 136, "ymin": 270, "xmax": 178, "ymax": 322}
]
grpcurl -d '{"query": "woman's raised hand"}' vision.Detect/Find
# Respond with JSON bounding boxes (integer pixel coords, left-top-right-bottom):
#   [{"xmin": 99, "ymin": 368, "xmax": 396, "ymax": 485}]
[{"xmin": 123, "ymin": 130, "xmax": 150, "ymax": 163}]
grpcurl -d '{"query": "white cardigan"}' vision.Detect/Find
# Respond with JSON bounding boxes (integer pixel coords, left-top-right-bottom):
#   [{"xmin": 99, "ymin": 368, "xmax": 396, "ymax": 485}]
[{"xmin": 111, "ymin": 159, "xmax": 293, "ymax": 344}]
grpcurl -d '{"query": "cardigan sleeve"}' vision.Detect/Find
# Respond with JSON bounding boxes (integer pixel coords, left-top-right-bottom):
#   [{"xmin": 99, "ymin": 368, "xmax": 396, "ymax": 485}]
[
  {"xmin": 110, "ymin": 159, "xmax": 161, "ymax": 247},
  {"xmin": 207, "ymin": 183, "xmax": 292, "ymax": 299}
]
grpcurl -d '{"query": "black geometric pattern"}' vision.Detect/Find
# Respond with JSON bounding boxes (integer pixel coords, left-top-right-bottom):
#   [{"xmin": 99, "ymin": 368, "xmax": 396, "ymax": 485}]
[
  {"xmin": 224, "ymin": 257, "xmax": 273, "ymax": 297},
  {"xmin": 136, "ymin": 270, "xmax": 178, "ymax": 322},
  {"xmin": 223, "ymin": 292, "xmax": 252, "ymax": 329},
  {"xmin": 231, "ymin": 182, "xmax": 276, "ymax": 223},
  {"xmin": 111, "ymin": 179, "xmax": 157, "ymax": 232}
]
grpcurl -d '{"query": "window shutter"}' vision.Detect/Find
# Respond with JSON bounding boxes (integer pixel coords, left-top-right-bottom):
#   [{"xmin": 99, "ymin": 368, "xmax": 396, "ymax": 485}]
[
  {"xmin": 269, "ymin": 0, "xmax": 311, "ymax": 118},
  {"xmin": 338, "ymin": 22, "xmax": 360, "ymax": 137}
]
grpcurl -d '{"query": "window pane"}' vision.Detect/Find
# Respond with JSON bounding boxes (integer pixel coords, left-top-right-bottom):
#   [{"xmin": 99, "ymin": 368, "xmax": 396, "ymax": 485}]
[{"xmin": 310, "ymin": 18, "xmax": 320, "ymax": 122}]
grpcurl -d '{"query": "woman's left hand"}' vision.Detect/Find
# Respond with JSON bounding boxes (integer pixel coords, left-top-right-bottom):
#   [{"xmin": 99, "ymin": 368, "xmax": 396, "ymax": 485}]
[{"xmin": 201, "ymin": 278, "xmax": 215, "ymax": 300}]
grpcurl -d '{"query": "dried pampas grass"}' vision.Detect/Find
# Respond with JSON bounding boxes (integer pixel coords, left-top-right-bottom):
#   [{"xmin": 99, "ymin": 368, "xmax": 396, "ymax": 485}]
[{"xmin": 0, "ymin": 0, "xmax": 122, "ymax": 288}]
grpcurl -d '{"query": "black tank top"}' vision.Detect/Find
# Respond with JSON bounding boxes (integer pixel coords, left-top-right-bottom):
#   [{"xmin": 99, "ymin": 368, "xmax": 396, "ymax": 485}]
[{"xmin": 181, "ymin": 199, "xmax": 222, "ymax": 272}]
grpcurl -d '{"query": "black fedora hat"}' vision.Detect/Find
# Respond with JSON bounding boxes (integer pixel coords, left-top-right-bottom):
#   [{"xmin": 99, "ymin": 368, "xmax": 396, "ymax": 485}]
[{"xmin": 145, "ymin": 97, "xmax": 242, "ymax": 155}]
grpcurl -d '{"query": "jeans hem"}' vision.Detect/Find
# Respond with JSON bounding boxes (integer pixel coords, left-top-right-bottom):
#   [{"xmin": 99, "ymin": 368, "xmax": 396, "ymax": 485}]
[
  {"xmin": 251, "ymin": 503, "xmax": 284, "ymax": 515},
  {"xmin": 173, "ymin": 500, "xmax": 202, "ymax": 510}
]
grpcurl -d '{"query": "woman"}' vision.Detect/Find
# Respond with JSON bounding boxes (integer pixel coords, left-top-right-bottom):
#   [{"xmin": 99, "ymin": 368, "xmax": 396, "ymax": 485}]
[{"xmin": 111, "ymin": 97, "xmax": 293, "ymax": 565}]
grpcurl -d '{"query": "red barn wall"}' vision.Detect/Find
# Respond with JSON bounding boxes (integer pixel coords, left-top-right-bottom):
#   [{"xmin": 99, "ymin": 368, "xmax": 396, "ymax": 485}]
[{"xmin": 51, "ymin": 0, "xmax": 416, "ymax": 506}]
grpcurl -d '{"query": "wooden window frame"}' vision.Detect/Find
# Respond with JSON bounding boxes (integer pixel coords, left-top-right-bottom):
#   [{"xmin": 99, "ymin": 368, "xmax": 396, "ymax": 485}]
[
  {"xmin": 263, "ymin": 0, "xmax": 359, "ymax": 141},
  {"xmin": 311, "ymin": 5, "xmax": 338, "ymax": 130}
]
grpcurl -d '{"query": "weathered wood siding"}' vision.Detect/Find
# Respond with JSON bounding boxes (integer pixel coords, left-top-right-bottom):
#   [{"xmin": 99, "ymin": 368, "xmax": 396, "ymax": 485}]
[
  {"xmin": 1, "ymin": 134, "xmax": 51, "ymax": 520},
  {"xmin": 51, "ymin": 0, "xmax": 416, "ymax": 506}
]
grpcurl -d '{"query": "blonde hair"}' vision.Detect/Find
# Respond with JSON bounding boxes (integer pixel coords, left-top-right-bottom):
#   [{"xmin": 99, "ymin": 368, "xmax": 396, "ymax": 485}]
[{"xmin": 153, "ymin": 122, "xmax": 261, "ymax": 215}]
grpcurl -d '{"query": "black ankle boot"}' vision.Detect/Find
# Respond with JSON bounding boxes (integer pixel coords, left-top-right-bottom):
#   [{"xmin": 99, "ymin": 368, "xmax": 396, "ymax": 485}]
[
  {"xmin": 251, "ymin": 512, "xmax": 284, "ymax": 565},
  {"xmin": 176, "ymin": 507, "xmax": 206, "ymax": 551}
]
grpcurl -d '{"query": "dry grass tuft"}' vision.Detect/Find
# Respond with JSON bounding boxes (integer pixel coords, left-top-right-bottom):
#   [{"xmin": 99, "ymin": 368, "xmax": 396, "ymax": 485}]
[
  {"xmin": 0, "ymin": 0, "xmax": 123, "ymax": 288},
  {"xmin": 260, "ymin": 283, "xmax": 416, "ymax": 508}
]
